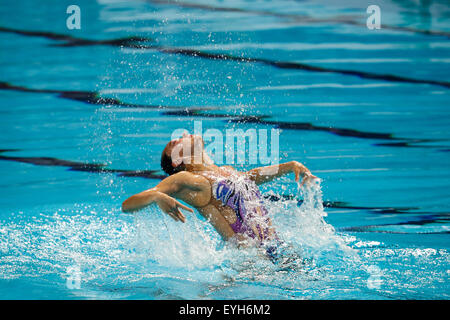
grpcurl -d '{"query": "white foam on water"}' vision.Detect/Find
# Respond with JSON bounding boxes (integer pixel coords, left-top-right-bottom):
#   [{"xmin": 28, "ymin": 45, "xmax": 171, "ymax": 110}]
[{"xmin": 0, "ymin": 181, "xmax": 448, "ymax": 299}]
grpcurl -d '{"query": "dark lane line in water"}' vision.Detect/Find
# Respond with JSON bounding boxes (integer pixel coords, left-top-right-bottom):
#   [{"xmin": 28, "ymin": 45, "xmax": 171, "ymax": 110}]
[
  {"xmin": 0, "ymin": 80, "xmax": 411, "ymax": 143},
  {"xmin": 265, "ymin": 194, "xmax": 419, "ymax": 214},
  {"xmin": 0, "ymin": 26, "xmax": 149, "ymax": 48},
  {"xmin": 163, "ymin": 109, "xmax": 449, "ymax": 149},
  {"xmin": 148, "ymin": 0, "xmax": 450, "ymax": 38},
  {"xmin": 373, "ymin": 140, "xmax": 449, "ymax": 148},
  {"xmin": 3, "ymin": 150, "xmax": 447, "ymax": 235},
  {"xmin": 0, "ymin": 149, "xmax": 427, "ymax": 219},
  {"xmin": 0, "ymin": 81, "xmax": 208, "ymax": 111},
  {"xmin": 268, "ymin": 193, "xmax": 450, "ymax": 233},
  {"xmin": 0, "ymin": 150, "xmax": 166, "ymax": 180},
  {"xmin": 164, "ymin": 109, "xmax": 394, "ymax": 139},
  {"xmin": 2, "ymin": 80, "xmax": 446, "ymax": 148},
  {"xmin": 338, "ymin": 214, "xmax": 450, "ymax": 234},
  {"xmin": 1, "ymin": 26, "xmax": 449, "ymax": 89},
  {"xmin": 128, "ymin": 44, "xmax": 450, "ymax": 89}
]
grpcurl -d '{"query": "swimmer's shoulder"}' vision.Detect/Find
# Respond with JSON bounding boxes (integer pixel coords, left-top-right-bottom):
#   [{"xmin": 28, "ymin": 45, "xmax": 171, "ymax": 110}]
[
  {"xmin": 171, "ymin": 171, "xmax": 212, "ymax": 207},
  {"xmin": 171, "ymin": 171, "xmax": 211, "ymax": 190}
]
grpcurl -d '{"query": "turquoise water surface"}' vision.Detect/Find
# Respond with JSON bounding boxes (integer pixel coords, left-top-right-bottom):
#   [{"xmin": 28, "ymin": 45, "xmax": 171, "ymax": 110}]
[{"xmin": 0, "ymin": 0, "xmax": 449, "ymax": 299}]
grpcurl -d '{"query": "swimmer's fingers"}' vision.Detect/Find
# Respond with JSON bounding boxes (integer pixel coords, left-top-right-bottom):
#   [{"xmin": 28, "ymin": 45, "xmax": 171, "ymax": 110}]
[
  {"xmin": 173, "ymin": 201, "xmax": 193, "ymax": 223},
  {"xmin": 165, "ymin": 210, "xmax": 180, "ymax": 222},
  {"xmin": 157, "ymin": 195, "xmax": 193, "ymax": 223},
  {"xmin": 173, "ymin": 208, "xmax": 186, "ymax": 223},
  {"xmin": 300, "ymin": 173, "xmax": 320, "ymax": 187},
  {"xmin": 294, "ymin": 169, "xmax": 300, "ymax": 182},
  {"xmin": 301, "ymin": 172, "xmax": 313, "ymax": 186},
  {"xmin": 300, "ymin": 175, "xmax": 308, "ymax": 187},
  {"xmin": 157, "ymin": 202, "xmax": 181, "ymax": 222},
  {"xmin": 176, "ymin": 202, "xmax": 194, "ymax": 213},
  {"xmin": 164, "ymin": 207, "xmax": 184, "ymax": 223},
  {"xmin": 165, "ymin": 207, "xmax": 191, "ymax": 223}
]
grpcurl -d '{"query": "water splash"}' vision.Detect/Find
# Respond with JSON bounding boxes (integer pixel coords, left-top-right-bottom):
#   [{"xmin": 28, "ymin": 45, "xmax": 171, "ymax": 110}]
[
  {"xmin": 0, "ymin": 181, "xmax": 448, "ymax": 299},
  {"xmin": 132, "ymin": 205, "xmax": 228, "ymax": 270},
  {"xmin": 267, "ymin": 179, "xmax": 356, "ymax": 265},
  {"xmin": 126, "ymin": 176, "xmax": 359, "ymax": 294}
]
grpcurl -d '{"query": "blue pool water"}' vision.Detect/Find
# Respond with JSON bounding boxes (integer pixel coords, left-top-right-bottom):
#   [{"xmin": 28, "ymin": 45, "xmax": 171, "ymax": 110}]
[{"xmin": 0, "ymin": 0, "xmax": 449, "ymax": 299}]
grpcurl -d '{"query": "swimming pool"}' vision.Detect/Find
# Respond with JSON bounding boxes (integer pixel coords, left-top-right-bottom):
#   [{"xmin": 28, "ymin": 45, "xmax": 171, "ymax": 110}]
[{"xmin": 0, "ymin": 0, "xmax": 449, "ymax": 299}]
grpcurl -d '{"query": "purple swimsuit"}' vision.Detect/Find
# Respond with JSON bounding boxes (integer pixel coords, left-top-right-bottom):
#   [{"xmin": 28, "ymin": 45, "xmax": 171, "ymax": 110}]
[{"xmin": 212, "ymin": 175, "xmax": 271, "ymax": 242}]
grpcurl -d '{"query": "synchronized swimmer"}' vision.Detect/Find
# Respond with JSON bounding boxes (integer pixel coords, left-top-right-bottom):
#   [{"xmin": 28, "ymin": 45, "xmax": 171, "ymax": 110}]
[{"xmin": 122, "ymin": 133, "xmax": 318, "ymax": 262}]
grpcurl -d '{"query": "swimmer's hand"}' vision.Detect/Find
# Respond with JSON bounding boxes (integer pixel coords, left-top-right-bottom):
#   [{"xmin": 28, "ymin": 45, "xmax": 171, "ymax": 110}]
[
  {"xmin": 292, "ymin": 161, "xmax": 319, "ymax": 186},
  {"xmin": 155, "ymin": 193, "xmax": 193, "ymax": 223},
  {"xmin": 247, "ymin": 160, "xmax": 318, "ymax": 186},
  {"xmin": 299, "ymin": 172, "xmax": 319, "ymax": 187}
]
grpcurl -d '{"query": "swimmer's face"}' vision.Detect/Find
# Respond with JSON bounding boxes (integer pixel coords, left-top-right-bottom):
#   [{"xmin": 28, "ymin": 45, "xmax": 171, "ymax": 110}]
[{"xmin": 164, "ymin": 132, "xmax": 205, "ymax": 166}]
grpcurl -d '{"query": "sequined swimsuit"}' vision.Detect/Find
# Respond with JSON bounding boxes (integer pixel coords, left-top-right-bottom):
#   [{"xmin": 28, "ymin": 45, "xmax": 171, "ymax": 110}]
[
  {"xmin": 211, "ymin": 174, "xmax": 272, "ymax": 242},
  {"xmin": 201, "ymin": 170, "xmax": 286, "ymax": 264}
]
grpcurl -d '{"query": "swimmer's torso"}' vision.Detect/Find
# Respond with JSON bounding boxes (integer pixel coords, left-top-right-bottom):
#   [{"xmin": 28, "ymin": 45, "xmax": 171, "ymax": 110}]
[{"xmin": 176, "ymin": 167, "xmax": 275, "ymax": 244}]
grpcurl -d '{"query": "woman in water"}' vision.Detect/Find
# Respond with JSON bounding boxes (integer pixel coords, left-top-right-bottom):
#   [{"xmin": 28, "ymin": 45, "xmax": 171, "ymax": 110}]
[{"xmin": 122, "ymin": 133, "xmax": 317, "ymax": 262}]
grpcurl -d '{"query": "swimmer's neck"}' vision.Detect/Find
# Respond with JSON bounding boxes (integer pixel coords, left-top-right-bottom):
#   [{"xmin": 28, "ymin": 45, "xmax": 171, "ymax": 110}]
[
  {"xmin": 183, "ymin": 150, "xmax": 222, "ymax": 173},
  {"xmin": 185, "ymin": 162, "xmax": 220, "ymax": 174}
]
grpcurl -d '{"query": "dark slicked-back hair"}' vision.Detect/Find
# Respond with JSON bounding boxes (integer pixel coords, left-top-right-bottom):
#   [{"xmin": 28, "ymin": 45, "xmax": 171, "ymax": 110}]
[
  {"xmin": 161, "ymin": 151, "xmax": 176, "ymax": 175},
  {"xmin": 161, "ymin": 144, "xmax": 184, "ymax": 176}
]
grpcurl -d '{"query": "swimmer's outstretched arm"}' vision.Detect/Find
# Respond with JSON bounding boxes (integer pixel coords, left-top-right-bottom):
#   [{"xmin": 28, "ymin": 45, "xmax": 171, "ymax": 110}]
[
  {"xmin": 121, "ymin": 172, "xmax": 202, "ymax": 222},
  {"xmin": 246, "ymin": 161, "xmax": 317, "ymax": 185}
]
